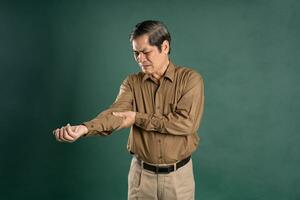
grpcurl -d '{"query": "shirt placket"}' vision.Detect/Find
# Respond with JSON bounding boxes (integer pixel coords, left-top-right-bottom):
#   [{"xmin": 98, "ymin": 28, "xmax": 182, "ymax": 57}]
[{"xmin": 154, "ymin": 79, "xmax": 164, "ymax": 163}]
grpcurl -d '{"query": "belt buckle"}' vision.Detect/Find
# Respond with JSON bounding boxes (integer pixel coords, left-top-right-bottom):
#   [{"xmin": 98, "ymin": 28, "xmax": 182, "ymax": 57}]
[{"xmin": 156, "ymin": 165, "xmax": 171, "ymax": 174}]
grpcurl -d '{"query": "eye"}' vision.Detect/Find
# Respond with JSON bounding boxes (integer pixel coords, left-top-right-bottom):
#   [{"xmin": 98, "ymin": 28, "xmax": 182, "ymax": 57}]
[{"xmin": 133, "ymin": 51, "xmax": 139, "ymax": 57}]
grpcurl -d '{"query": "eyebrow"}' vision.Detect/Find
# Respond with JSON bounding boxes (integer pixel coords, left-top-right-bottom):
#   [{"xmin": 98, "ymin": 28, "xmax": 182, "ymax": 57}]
[{"xmin": 132, "ymin": 48, "xmax": 150, "ymax": 52}]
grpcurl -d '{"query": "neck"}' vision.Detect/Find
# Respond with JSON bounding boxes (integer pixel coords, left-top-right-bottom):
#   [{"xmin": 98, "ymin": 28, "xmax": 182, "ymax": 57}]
[{"xmin": 152, "ymin": 59, "xmax": 170, "ymax": 81}]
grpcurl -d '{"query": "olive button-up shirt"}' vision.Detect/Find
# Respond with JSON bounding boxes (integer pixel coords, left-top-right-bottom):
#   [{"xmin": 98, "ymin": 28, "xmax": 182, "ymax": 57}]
[{"xmin": 83, "ymin": 61, "xmax": 205, "ymax": 164}]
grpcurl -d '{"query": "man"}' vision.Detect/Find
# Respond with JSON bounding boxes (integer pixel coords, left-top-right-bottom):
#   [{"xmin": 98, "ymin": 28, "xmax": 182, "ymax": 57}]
[{"xmin": 53, "ymin": 20, "xmax": 205, "ymax": 200}]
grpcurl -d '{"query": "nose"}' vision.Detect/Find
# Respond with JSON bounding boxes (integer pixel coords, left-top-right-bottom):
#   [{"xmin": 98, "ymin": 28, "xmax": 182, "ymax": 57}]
[{"xmin": 137, "ymin": 52, "xmax": 146, "ymax": 63}]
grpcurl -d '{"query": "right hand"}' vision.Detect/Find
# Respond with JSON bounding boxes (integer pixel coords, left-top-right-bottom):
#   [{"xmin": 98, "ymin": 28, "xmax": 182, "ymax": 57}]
[{"xmin": 53, "ymin": 124, "xmax": 88, "ymax": 143}]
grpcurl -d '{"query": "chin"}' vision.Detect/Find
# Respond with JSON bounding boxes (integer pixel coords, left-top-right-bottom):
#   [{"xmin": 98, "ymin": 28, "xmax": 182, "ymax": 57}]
[{"xmin": 141, "ymin": 67, "xmax": 153, "ymax": 74}]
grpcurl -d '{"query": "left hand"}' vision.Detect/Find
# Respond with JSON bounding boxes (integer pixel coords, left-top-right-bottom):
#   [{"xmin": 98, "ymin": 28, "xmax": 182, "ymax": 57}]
[
  {"xmin": 53, "ymin": 124, "xmax": 88, "ymax": 143},
  {"xmin": 112, "ymin": 111, "xmax": 136, "ymax": 130}
]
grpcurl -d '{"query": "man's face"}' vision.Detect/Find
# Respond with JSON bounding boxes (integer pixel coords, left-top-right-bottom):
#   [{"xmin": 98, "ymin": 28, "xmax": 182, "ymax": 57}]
[{"xmin": 132, "ymin": 34, "xmax": 169, "ymax": 75}]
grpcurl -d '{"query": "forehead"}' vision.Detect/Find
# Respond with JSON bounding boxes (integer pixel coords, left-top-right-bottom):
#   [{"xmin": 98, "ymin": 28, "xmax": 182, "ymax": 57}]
[{"xmin": 132, "ymin": 34, "xmax": 153, "ymax": 51}]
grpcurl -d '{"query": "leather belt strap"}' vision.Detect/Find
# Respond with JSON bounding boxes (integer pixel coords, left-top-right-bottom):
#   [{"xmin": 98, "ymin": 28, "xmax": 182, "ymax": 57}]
[{"xmin": 136, "ymin": 156, "xmax": 191, "ymax": 174}]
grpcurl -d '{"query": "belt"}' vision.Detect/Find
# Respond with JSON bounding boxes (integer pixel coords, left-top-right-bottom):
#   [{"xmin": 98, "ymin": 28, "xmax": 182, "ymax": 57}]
[{"xmin": 136, "ymin": 156, "xmax": 191, "ymax": 174}]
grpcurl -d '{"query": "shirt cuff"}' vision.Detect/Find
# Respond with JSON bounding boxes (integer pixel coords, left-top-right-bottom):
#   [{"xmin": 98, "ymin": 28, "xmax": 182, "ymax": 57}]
[
  {"xmin": 135, "ymin": 112, "xmax": 149, "ymax": 127},
  {"xmin": 81, "ymin": 121, "xmax": 98, "ymax": 136}
]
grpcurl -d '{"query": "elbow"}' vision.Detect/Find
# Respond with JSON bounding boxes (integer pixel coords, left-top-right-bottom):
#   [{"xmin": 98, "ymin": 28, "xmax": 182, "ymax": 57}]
[{"xmin": 164, "ymin": 118, "xmax": 196, "ymax": 135}]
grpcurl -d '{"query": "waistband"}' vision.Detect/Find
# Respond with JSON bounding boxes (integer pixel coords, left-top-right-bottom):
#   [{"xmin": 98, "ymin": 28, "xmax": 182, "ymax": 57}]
[{"xmin": 135, "ymin": 156, "xmax": 191, "ymax": 174}]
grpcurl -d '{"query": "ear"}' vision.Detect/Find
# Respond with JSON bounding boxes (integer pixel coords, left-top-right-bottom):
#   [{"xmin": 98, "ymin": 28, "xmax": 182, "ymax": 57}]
[{"xmin": 161, "ymin": 40, "xmax": 170, "ymax": 54}]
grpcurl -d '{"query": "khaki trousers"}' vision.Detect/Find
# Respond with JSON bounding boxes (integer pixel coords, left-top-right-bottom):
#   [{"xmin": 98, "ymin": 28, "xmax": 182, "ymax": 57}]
[{"xmin": 128, "ymin": 157, "xmax": 195, "ymax": 200}]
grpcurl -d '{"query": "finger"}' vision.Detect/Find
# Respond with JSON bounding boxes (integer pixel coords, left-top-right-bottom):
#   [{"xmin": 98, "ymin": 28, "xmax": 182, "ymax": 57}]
[
  {"xmin": 116, "ymin": 121, "xmax": 126, "ymax": 131},
  {"xmin": 66, "ymin": 124, "xmax": 76, "ymax": 139},
  {"xmin": 74, "ymin": 125, "xmax": 80, "ymax": 132},
  {"xmin": 55, "ymin": 129, "xmax": 62, "ymax": 142},
  {"xmin": 113, "ymin": 112, "xmax": 124, "ymax": 117},
  {"xmin": 112, "ymin": 112, "xmax": 119, "ymax": 116},
  {"xmin": 59, "ymin": 127, "xmax": 66, "ymax": 142},
  {"xmin": 116, "ymin": 125, "xmax": 123, "ymax": 131},
  {"xmin": 55, "ymin": 132, "xmax": 61, "ymax": 142},
  {"xmin": 59, "ymin": 126, "xmax": 72, "ymax": 142},
  {"xmin": 62, "ymin": 126, "xmax": 75, "ymax": 142}
]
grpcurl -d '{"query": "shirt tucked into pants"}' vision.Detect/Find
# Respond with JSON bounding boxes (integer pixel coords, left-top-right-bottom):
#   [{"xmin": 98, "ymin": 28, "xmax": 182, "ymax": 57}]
[
  {"xmin": 82, "ymin": 61, "xmax": 204, "ymax": 200},
  {"xmin": 128, "ymin": 156, "xmax": 195, "ymax": 200}
]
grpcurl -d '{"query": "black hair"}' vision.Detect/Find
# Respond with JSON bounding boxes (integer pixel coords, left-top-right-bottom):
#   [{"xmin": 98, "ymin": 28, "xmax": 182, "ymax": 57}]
[{"xmin": 129, "ymin": 20, "xmax": 171, "ymax": 54}]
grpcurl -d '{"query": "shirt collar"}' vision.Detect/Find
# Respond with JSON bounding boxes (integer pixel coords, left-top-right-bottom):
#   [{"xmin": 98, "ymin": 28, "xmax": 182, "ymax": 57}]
[{"xmin": 142, "ymin": 60, "xmax": 175, "ymax": 83}]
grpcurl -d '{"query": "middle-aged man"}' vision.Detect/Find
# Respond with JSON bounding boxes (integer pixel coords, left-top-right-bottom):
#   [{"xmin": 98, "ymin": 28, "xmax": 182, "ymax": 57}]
[{"xmin": 53, "ymin": 20, "xmax": 205, "ymax": 200}]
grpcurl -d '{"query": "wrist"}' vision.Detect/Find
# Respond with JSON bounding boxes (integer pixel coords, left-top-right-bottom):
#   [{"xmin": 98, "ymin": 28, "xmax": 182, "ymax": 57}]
[{"xmin": 80, "ymin": 125, "xmax": 89, "ymax": 136}]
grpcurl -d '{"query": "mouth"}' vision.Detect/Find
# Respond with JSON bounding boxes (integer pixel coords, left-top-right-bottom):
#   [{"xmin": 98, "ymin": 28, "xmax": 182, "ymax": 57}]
[{"xmin": 141, "ymin": 64, "xmax": 151, "ymax": 68}]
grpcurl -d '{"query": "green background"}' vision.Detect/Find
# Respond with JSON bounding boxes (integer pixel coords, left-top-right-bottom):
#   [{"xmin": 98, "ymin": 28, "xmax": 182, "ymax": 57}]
[{"xmin": 1, "ymin": 0, "xmax": 299, "ymax": 199}]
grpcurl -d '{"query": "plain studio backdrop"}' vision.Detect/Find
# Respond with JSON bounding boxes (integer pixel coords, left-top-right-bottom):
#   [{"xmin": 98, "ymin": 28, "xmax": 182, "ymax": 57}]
[{"xmin": 0, "ymin": 0, "xmax": 299, "ymax": 199}]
